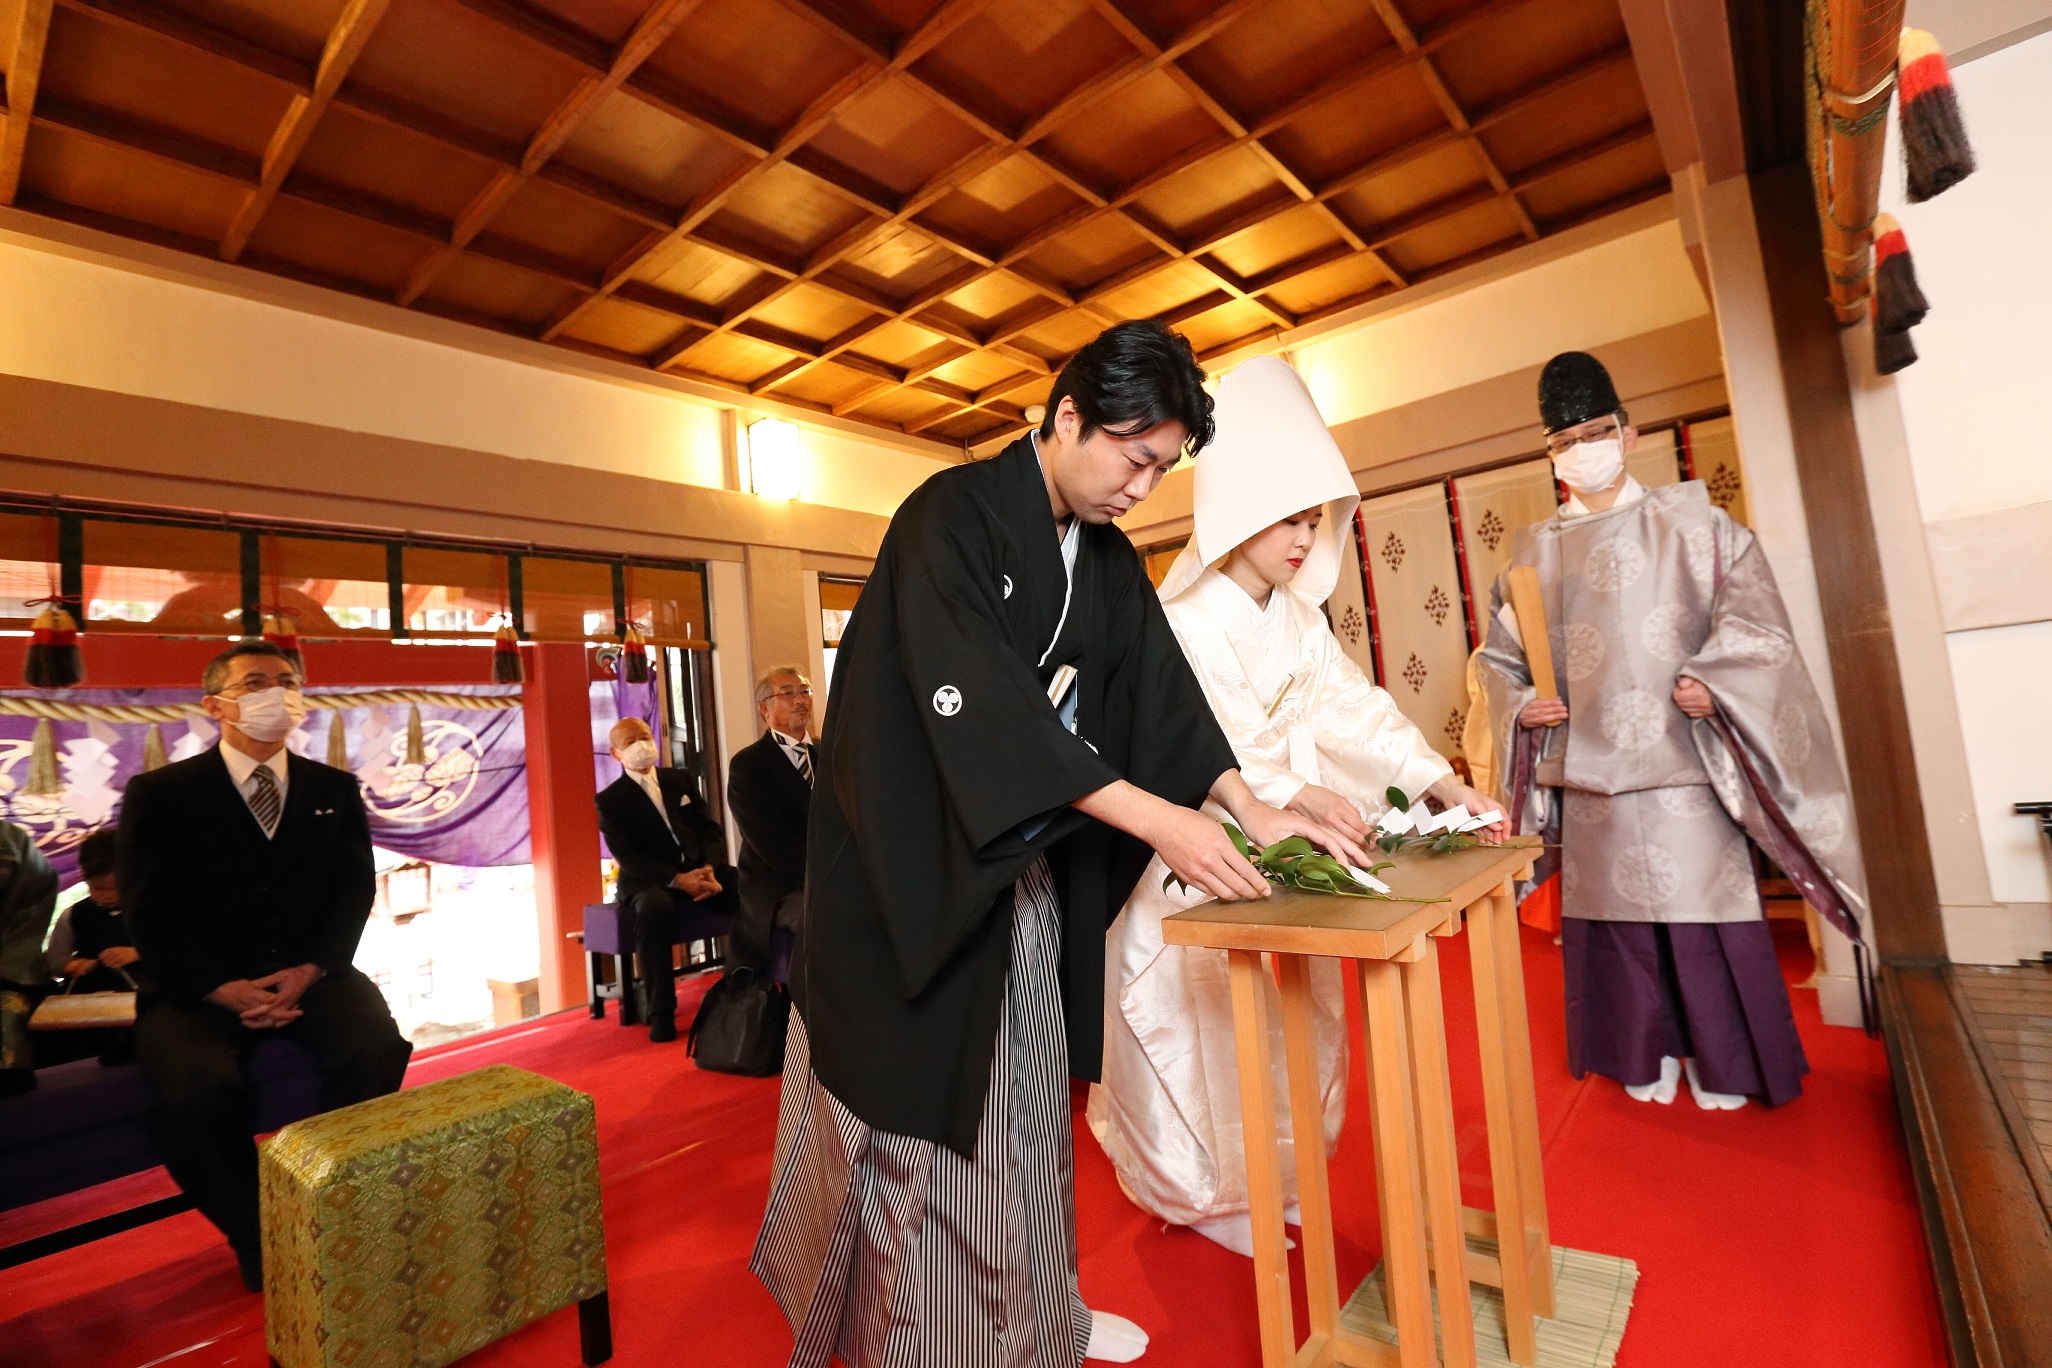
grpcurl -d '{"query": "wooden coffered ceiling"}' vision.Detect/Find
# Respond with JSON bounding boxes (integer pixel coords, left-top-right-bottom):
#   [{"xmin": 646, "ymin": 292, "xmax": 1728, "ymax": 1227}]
[{"xmin": 0, "ymin": 0, "xmax": 1666, "ymax": 448}]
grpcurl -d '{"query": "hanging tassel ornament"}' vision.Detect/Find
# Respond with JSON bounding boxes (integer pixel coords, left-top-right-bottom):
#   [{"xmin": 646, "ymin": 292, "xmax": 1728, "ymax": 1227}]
[
  {"xmin": 24, "ymin": 602, "xmax": 83, "ymax": 689},
  {"xmin": 1898, "ymin": 30, "xmax": 1975, "ymax": 202},
  {"xmin": 326, "ymin": 709, "xmax": 350, "ymax": 770},
  {"xmin": 25, "ymin": 718, "xmax": 61, "ymax": 796},
  {"xmin": 261, "ymin": 613, "xmax": 304, "ymax": 678},
  {"xmin": 404, "ymin": 702, "xmax": 426, "ymax": 766},
  {"xmin": 620, "ymin": 623, "xmax": 652, "ymax": 684},
  {"xmin": 1871, "ymin": 213, "xmax": 1927, "ymax": 375},
  {"xmin": 142, "ymin": 722, "xmax": 169, "ymax": 773},
  {"xmin": 491, "ymin": 620, "xmax": 525, "ymax": 684}
]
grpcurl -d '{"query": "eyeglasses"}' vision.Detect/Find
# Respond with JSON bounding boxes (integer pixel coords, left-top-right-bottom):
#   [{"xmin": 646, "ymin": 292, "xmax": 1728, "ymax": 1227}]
[
  {"xmin": 768, "ymin": 686, "xmax": 813, "ymax": 700},
  {"xmin": 1544, "ymin": 418, "xmax": 1623, "ymax": 457},
  {"xmin": 218, "ymin": 673, "xmax": 303, "ymax": 697}
]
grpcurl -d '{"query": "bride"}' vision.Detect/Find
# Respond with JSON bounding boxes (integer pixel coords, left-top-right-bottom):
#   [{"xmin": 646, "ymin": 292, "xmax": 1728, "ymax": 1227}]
[{"xmin": 1087, "ymin": 357, "xmax": 1503, "ymax": 1256}]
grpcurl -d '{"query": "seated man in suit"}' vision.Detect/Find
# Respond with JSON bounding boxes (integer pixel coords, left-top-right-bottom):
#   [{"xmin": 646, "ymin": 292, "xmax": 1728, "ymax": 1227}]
[
  {"xmin": 595, "ymin": 718, "xmax": 737, "ymax": 1043},
  {"xmin": 122, "ymin": 641, "xmax": 412, "ymax": 1293},
  {"xmin": 724, "ymin": 666, "xmax": 813, "ymax": 980}
]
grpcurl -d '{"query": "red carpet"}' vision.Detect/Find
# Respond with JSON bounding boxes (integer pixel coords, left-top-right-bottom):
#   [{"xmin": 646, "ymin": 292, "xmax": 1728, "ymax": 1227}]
[{"xmin": 2, "ymin": 924, "xmax": 1947, "ymax": 1367}]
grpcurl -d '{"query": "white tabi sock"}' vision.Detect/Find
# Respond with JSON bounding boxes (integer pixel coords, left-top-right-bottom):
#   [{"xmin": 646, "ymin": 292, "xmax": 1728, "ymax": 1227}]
[
  {"xmin": 1188, "ymin": 1212, "xmax": 1295, "ymax": 1257},
  {"xmin": 1622, "ymin": 1055, "xmax": 1681, "ymax": 1104},
  {"xmin": 1684, "ymin": 1058, "xmax": 1749, "ymax": 1110},
  {"xmin": 1086, "ymin": 1310, "xmax": 1150, "ymax": 1362}
]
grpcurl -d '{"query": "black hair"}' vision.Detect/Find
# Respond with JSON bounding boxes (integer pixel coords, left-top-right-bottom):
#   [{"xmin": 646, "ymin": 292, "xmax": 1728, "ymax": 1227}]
[
  {"xmin": 202, "ymin": 639, "xmax": 297, "ymax": 694},
  {"xmin": 1038, "ymin": 320, "xmax": 1215, "ymax": 455},
  {"xmin": 78, "ymin": 828, "xmax": 117, "ymax": 881}
]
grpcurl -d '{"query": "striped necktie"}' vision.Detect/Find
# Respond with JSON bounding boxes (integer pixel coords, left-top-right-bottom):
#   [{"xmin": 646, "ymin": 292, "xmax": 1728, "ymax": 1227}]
[
  {"xmin": 786, "ymin": 737, "xmax": 812, "ymax": 785},
  {"xmin": 248, "ymin": 762, "xmax": 282, "ymax": 838}
]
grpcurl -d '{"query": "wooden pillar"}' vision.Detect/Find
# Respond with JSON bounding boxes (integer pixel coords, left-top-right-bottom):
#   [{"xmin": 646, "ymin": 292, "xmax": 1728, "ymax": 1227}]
[
  {"xmin": 744, "ymin": 543, "xmax": 812, "ymax": 683},
  {"xmin": 523, "ymin": 641, "xmax": 602, "ymax": 1011},
  {"xmin": 1748, "ymin": 163, "xmax": 1946, "ymax": 963}
]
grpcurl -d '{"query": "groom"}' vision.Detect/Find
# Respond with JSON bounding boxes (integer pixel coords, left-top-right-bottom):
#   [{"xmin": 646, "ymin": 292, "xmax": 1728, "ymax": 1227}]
[{"xmin": 753, "ymin": 321, "xmax": 1368, "ymax": 1368}]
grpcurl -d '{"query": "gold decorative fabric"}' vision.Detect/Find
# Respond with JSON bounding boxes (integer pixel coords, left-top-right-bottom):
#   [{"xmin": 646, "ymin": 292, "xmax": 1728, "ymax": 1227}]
[{"xmin": 260, "ymin": 1064, "xmax": 606, "ymax": 1368}]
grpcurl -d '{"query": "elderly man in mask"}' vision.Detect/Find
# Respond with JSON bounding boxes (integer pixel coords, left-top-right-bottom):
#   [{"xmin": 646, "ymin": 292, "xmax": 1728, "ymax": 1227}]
[
  {"xmin": 595, "ymin": 717, "xmax": 737, "ymax": 1041},
  {"xmin": 1474, "ymin": 351, "xmax": 1869, "ymax": 1111}
]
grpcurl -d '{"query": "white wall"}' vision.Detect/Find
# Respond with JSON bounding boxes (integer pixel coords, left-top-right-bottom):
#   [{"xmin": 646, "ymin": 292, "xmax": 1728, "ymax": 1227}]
[
  {"xmin": 0, "ymin": 229, "xmax": 950, "ymax": 517},
  {"xmin": 1292, "ymin": 220, "xmax": 1710, "ymax": 427},
  {"xmin": 1882, "ymin": 29, "xmax": 2052, "ymax": 956}
]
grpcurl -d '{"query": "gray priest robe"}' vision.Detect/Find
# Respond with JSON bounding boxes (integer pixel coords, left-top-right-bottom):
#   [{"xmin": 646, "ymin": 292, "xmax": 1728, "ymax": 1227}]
[
  {"xmin": 1474, "ymin": 479, "xmax": 1868, "ymax": 1104},
  {"xmin": 754, "ymin": 434, "xmax": 1238, "ymax": 1368}
]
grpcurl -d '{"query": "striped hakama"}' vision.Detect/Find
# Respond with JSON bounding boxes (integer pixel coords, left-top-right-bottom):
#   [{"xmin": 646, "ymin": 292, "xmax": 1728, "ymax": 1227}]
[{"xmin": 753, "ymin": 858, "xmax": 1092, "ymax": 1368}]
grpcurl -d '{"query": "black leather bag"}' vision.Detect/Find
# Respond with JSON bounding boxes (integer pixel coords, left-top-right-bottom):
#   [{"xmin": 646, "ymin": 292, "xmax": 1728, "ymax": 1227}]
[{"xmin": 686, "ymin": 968, "xmax": 789, "ymax": 1076}]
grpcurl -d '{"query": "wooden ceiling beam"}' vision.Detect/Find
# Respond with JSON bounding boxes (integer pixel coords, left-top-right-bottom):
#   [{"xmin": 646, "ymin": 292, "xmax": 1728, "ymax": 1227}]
[
  {"xmin": 834, "ymin": 22, "xmax": 1649, "ymax": 429},
  {"xmin": 1091, "ymin": 0, "xmax": 1398, "ymax": 300},
  {"xmin": 31, "ymin": 97, "xmax": 609, "ymax": 298},
  {"xmin": 831, "ymin": 376, "xmax": 902, "ymax": 417},
  {"xmin": 34, "ymin": 97, "xmax": 260, "ymax": 185},
  {"xmin": 1, "ymin": 0, "xmax": 57, "ymax": 204},
  {"xmin": 638, "ymin": 0, "xmax": 1298, "ymax": 423},
  {"xmin": 54, "ymin": 0, "xmax": 311, "ymax": 91},
  {"xmin": 538, "ymin": 54, "xmax": 882, "ymax": 344},
  {"xmin": 613, "ymin": 279, "xmax": 722, "ymax": 328},
  {"xmin": 1365, "ymin": 0, "xmax": 1536, "ymax": 241},
  {"xmin": 443, "ymin": 0, "xmax": 611, "ymax": 71},
  {"xmin": 220, "ymin": 0, "xmax": 394, "ymax": 261},
  {"xmin": 397, "ymin": 0, "xmax": 709, "ymax": 307}
]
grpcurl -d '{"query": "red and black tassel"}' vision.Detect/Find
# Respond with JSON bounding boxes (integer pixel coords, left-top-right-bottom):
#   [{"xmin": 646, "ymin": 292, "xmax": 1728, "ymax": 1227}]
[
  {"xmin": 261, "ymin": 612, "xmax": 304, "ymax": 678},
  {"xmin": 620, "ymin": 623, "xmax": 652, "ymax": 684},
  {"xmin": 1871, "ymin": 213, "xmax": 1926, "ymax": 375},
  {"xmin": 1899, "ymin": 29, "xmax": 1975, "ymax": 203},
  {"xmin": 491, "ymin": 621, "xmax": 525, "ymax": 684},
  {"xmin": 24, "ymin": 602, "xmax": 83, "ymax": 689}
]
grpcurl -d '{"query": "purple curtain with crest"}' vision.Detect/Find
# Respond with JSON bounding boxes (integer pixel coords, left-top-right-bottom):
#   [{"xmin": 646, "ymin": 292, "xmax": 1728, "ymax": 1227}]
[{"xmin": 0, "ymin": 686, "xmax": 530, "ymax": 886}]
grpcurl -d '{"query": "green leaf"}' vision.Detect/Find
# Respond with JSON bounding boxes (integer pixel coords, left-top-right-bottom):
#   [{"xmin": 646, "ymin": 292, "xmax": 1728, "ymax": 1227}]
[
  {"xmin": 1386, "ymin": 785, "xmax": 1410, "ymax": 812},
  {"xmin": 1224, "ymin": 822, "xmax": 1254, "ymax": 860},
  {"xmin": 1263, "ymin": 836, "xmax": 1317, "ymax": 861}
]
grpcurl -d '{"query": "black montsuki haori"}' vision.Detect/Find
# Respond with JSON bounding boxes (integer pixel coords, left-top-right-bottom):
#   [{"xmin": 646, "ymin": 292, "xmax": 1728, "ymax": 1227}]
[{"xmin": 793, "ymin": 434, "xmax": 1237, "ymax": 1155}]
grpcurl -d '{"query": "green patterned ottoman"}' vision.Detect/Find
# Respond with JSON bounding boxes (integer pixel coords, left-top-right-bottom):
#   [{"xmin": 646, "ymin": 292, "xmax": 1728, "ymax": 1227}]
[{"xmin": 259, "ymin": 1064, "xmax": 610, "ymax": 1368}]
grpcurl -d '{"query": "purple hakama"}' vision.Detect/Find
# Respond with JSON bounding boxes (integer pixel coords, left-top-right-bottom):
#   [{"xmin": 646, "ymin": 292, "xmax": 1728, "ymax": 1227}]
[{"xmin": 1562, "ymin": 917, "xmax": 1809, "ymax": 1105}]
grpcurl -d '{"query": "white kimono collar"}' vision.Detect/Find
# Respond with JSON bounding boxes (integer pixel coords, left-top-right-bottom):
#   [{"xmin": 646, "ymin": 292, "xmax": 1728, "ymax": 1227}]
[{"xmin": 1560, "ymin": 474, "xmax": 1647, "ymax": 521}]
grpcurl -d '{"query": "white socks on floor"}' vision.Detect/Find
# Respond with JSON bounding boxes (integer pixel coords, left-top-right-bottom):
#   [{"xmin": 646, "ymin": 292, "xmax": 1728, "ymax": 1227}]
[
  {"xmin": 1684, "ymin": 1058, "xmax": 1749, "ymax": 1110},
  {"xmin": 1085, "ymin": 1310, "xmax": 1149, "ymax": 1362},
  {"xmin": 1622, "ymin": 1056, "xmax": 1749, "ymax": 1109},
  {"xmin": 1188, "ymin": 1211, "xmax": 1297, "ymax": 1257},
  {"xmin": 1623, "ymin": 1055, "xmax": 1681, "ymax": 1104}
]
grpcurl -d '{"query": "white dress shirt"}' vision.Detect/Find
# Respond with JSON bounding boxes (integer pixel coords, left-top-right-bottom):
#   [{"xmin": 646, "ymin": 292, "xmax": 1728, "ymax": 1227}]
[
  {"xmin": 769, "ymin": 728, "xmax": 811, "ymax": 774},
  {"xmin": 627, "ymin": 765, "xmax": 675, "ymax": 836},
  {"xmin": 220, "ymin": 742, "xmax": 289, "ymax": 836}
]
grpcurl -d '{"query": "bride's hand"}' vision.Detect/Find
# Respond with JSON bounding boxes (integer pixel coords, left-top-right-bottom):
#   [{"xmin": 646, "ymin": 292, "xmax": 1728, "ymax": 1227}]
[
  {"xmin": 1286, "ymin": 783, "xmax": 1371, "ymax": 842},
  {"xmin": 1236, "ymin": 801, "xmax": 1372, "ymax": 870}
]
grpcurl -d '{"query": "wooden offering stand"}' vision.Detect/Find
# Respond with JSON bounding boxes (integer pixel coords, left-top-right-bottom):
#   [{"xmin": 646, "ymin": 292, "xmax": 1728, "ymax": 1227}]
[{"xmin": 1161, "ymin": 839, "xmax": 1553, "ymax": 1368}]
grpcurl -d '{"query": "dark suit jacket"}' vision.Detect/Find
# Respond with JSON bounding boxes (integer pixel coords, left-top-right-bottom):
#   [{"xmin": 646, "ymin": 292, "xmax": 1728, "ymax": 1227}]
[
  {"xmin": 119, "ymin": 747, "xmax": 377, "ymax": 1005},
  {"xmin": 726, "ymin": 731, "xmax": 810, "ymax": 934},
  {"xmin": 595, "ymin": 769, "xmax": 734, "ymax": 907}
]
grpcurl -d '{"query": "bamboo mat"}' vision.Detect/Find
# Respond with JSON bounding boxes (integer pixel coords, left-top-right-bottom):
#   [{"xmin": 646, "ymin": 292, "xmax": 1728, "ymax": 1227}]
[{"xmin": 1342, "ymin": 1237, "xmax": 1638, "ymax": 1368}]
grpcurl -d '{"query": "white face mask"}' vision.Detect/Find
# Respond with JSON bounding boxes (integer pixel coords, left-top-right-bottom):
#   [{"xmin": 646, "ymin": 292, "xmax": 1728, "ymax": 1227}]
[
  {"xmin": 1551, "ymin": 432, "xmax": 1625, "ymax": 494},
  {"xmin": 618, "ymin": 740, "xmax": 659, "ymax": 773},
  {"xmin": 225, "ymin": 686, "xmax": 306, "ymax": 744}
]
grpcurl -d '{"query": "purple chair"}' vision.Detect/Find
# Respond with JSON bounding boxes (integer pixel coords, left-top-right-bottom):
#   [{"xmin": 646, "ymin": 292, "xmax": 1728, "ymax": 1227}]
[
  {"xmin": 581, "ymin": 901, "xmax": 733, "ymax": 1026},
  {"xmin": 0, "ymin": 1037, "xmax": 320, "ymax": 1267}
]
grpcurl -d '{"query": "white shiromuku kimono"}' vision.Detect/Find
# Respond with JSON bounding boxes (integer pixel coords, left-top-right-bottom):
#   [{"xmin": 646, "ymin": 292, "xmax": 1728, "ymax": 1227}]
[{"xmin": 1087, "ymin": 358, "xmax": 1453, "ymax": 1237}]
